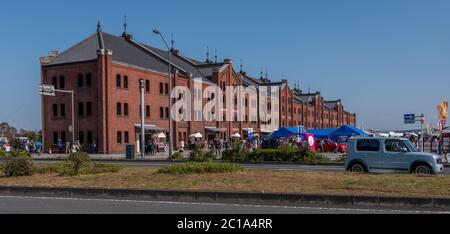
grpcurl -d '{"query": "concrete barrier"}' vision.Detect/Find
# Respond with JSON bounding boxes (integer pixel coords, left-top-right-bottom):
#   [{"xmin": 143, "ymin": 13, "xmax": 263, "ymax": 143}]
[{"xmin": 0, "ymin": 186, "xmax": 449, "ymax": 209}]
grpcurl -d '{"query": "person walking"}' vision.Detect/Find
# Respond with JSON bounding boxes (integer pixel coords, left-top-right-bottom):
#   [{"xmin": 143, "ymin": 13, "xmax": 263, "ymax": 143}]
[
  {"xmin": 65, "ymin": 141, "xmax": 71, "ymax": 154},
  {"xmin": 57, "ymin": 138, "xmax": 64, "ymax": 154},
  {"xmin": 92, "ymin": 140, "xmax": 97, "ymax": 154}
]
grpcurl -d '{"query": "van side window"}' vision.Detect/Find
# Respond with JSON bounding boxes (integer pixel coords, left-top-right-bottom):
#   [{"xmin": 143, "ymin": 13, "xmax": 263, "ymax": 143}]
[
  {"xmin": 356, "ymin": 139, "xmax": 380, "ymax": 152},
  {"xmin": 385, "ymin": 140, "xmax": 407, "ymax": 152}
]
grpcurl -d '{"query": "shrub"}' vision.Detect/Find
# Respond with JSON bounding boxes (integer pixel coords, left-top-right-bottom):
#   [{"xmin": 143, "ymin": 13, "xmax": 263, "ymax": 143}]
[
  {"xmin": 79, "ymin": 163, "xmax": 124, "ymax": 175},
  {"xmin": 337, "ymin": 154, "xmax": 347, "ymax": 163},
  {"xmin": 158, "ymin": 162, "xmax": 243, "ymax": 175},
  {"xmin": 33, "ymin": 163, "xmax": 66, "ymax": 174},
  {"xmin": 189, "ymin": 146, "xmax": 215, "ymax": 162},
  {"xmin": 61, "ymin": 151, "xmax": 91, "ymax": 176},
  {"xmin": 0, "ymin": 149, "xmax": 6, "ymax": 158},
  {"xmin": 2, "ymin": 153, "xmax": 34, "ymax": 177},
  {"xmin": 169, "ymin": 151, "xmax": 184, "ymax": 161},
  {"xmin": 222, "ymin": 147, "xmax": 250, "ymax": 162}
]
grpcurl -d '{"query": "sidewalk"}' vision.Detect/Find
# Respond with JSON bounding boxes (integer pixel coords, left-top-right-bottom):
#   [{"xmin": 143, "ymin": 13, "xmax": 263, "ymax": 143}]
[{"xmin": 32, "ymin": 151, "xmax": 189, "ymax": 161}]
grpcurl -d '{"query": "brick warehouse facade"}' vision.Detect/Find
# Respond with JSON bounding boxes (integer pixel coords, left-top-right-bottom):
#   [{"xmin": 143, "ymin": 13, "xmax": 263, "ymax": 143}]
[{"xmin": 40, "ymin": 25, "xmax": 356, "ymax": 154}]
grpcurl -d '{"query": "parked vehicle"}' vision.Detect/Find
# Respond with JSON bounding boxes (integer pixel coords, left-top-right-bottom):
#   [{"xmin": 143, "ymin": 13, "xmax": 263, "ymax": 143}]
[
  {"xmin": 317, "ymin": 139, "xmax": 347, "ymax": 153},
  {"xmin": 345, "ymin": 137, "xmax": 444, "ymax": 174}
]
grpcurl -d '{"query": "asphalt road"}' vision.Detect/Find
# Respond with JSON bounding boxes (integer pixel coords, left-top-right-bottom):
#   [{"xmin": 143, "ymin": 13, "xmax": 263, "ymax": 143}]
[{"xmin": 0, "ymin": 195, "xmax": 448, "ymax": 214}]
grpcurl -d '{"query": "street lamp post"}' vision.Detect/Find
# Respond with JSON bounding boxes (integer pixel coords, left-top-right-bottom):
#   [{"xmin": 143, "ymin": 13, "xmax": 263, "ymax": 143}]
[
  {"xmin": 39, "ymin": 85, "xmax": 75, "ymax": 144},
  {"xmin": 153, "ymin": 29, "xmax": 173, "ymax": 157},
  {"xmin": 140, "ymin": 80, "xmax": 146, "ymax": 160}
]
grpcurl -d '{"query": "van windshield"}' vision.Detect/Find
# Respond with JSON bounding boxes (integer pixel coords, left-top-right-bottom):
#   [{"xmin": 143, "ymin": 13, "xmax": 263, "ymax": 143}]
[{"xmin": 403, "ymin": 140, "xmax": 418, "ymax": 152}]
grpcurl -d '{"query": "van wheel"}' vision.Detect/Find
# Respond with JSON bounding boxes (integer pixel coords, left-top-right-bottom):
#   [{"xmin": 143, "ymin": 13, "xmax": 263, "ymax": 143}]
[
  {"xmin": 413, "ymin": 164, "xmax": 432, "ymax": 175},
  {"xmin": 350, "ymin": 163, "xmax": 366, "ymax": 173}
]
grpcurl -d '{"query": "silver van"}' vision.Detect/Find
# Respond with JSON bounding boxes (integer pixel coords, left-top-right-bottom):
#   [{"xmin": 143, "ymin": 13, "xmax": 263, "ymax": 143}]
[{"xmin": 346, "ymin": 137, "xmax": 444, "ymax": 174}]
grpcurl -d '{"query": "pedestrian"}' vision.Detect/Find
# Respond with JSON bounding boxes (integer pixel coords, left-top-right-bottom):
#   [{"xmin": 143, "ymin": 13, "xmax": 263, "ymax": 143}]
[
  {"xmin": 65, "ymin": 141, "xmax": 71, "ymax": 154},
  {"xmin": 92, "ymin": 140, "xmax": 97, "ymax": 154},
  {"xmin": 57, "ymin": 138, "xmax": 64, "ymax": 154},
  {"xmin": 443, "ymin": 146, "xmax": 449, "ymax": 163}
]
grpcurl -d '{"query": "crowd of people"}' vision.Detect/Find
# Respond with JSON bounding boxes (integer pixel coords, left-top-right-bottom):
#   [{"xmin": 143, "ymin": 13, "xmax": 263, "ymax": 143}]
[{"xmin": 0, "ymin": 137, "xmax": 43, "ymax": 155}]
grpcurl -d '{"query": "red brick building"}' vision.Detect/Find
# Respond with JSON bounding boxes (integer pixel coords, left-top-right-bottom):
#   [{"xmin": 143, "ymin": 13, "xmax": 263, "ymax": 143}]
[{"xmin": 40, "ymin": 25, "xmax": 356, "ymax": 154}]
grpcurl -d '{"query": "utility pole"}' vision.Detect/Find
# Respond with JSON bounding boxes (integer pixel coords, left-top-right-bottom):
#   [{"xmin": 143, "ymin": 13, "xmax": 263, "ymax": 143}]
[{"xmin": 153, "ymin": 29, "xmax": 173, "ymax": 157}]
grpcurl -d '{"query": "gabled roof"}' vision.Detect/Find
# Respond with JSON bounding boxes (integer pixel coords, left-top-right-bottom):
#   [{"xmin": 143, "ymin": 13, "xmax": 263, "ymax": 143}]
[{"xmin": 48, "ymin": 32, "xmax": 171, "ymax": 74}]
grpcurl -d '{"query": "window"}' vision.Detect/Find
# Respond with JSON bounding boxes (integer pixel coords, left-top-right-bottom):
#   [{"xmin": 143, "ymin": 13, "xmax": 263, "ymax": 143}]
[
  {"xmin": 146, "ymin": 105, "xmax": 150, "ymax": 118},
  {"xmin": 78, "ymin": 103, "xmax": 84, "ymax": 116},
  {"xmin": 165, "ymin": 83, "xmax": 169, "ymax": 95},
  {"xmin": 160, "ymin": 107, "xmax": 164, "ymax": 119},
  {"xmin": 159, "ymin": 82, "xmax": 164, "ymax": 94},
  {"xmin": 124, "ymin": 76, "xmax": 129, "ymax": 89},
  {"xmin": 356, "ymin": 140, "xmax": 380, "ymax": 152},
  {"xmin": 52, "ymin": 77, "xmax": 57, "ymax": 88},
  {"xmin": 124, "ymin": 103, "xmax": 129, "ymax": 117},
  {"xmin": 124, "ymin": 131, "xmax": 129, "ymax": 144},
  {"xmin": 79, "ymin": 131, "xmax": 85, "ymax": 144},
  {"xmin": 60, "ymin": 104, "xmax": 66, "ymax": 117},
  {"xmin": 86, "ymin": 73, "xmax": 92, "ymax": 87},
  {"xmin": 53, "ymin": 132, "xmax": 58, "ymax": 145},
  {"xmin": 116, "ymin": 75, "xmax": 121, "ymax": 88},
  {"xmin": 117, "ymin": 131, "xmax": 122, "ymax": 144},
  {"xmin": 52, "ymin": 104, "xmax": 58, "ymax": 117},
  {"xmin": 61, "ymin": 132, "xmax": 66, "ymax": 143},
  {"xmin": 145, "ymin": 80, "xmax": 150, "ymax": 93},
  {"xmin": 87, "ymin": 131, "xmax": 93, "ymax": 144},
  {"xmin": 59, "ymin": 76, "xmax": 65, "ymax": 89},
  {"xmin": 116, "ymin": 103, "xmax": 122, "ymax": 116},
  {"xmin": 86, "ymin": 102, "xmax": 92, "ymax": 116},
  {"xmin": 385, "ymin": 140, "xmax": 408, "ymax": 152},
  {"xmin": 78, "ymin": 74, "xmax": 84, "ymax": 87},
  {"xmin": 165, "ymin": 107, "xmax": 170, "ymax": 119}
]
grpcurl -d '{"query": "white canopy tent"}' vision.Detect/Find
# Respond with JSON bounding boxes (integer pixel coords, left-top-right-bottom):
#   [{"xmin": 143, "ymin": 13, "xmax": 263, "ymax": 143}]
[
  {"xmin": 189, "ymin": 132, "xmax": 203, "ymax": 139},
  {"xmin": 231, "ymin": 133, "xmax": 241, "ymax": 138},
  {"xmin": 152, "ymin": 132, "xmax": 166, "ymax": 139}
]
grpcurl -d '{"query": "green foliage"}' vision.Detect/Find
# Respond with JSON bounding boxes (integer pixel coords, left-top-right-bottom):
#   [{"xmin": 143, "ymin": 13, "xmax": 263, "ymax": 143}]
[
  {"xmin": 222, "ymin": 146, "xmax": 250, "ymax": 163},
  {"xmin": 0, "ymin": 149, "xmax": 6, "ymax": 158},
  {"xmin": 79, "ymin": 163, "xmax": 124, "ymax": 175},
  {"xmin": 8, "ymin": 138, "xmax": 21, "ymax": 150},
  {"xmin": 33, "ymin": 163, "xmax": 66, "ymax": 174},
  {"xmin": 158, "ymin": 162, "xmax": 243, "ymax": 175},
  {"xmin": 61, "ymin": 151, "xmax": 91, "ymax": 176},
  {"xmin": 222, "ymin": 145, "xmax": 327, "ymax": 164},
  {"xmin": 2, "ymin": 152, "xmax": 34, "ymax": 177},
  {"xmin": 189, "ymin": 146, "xmax": 215, "ymax": 162},
  {"xmin": 337, "ymin": 154, "xmax": 347, "ymax": 163},
  {"xmin": 169, "ymin": 151, "xmax": 184, "ymax": 161}
]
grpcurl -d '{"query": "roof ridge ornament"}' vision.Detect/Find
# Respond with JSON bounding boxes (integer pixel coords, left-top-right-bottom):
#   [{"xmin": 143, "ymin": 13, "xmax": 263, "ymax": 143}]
[
  {"xmin": 206, "ymin": 46, "xmax": 210, "ymax": 63},
  {"xmin": 97, "ymin": 20, "xmax": 102, "ymax": 33},
  {"xmin": 124, "ymin": 15, "xmax": 127, "ymax": 34}
]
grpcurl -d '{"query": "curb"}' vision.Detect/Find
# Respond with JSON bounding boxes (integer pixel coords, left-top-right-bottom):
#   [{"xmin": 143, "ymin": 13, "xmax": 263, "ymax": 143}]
[{"xmin": 1, "ymin": 186, "xmax": 449, "ymax": 209}]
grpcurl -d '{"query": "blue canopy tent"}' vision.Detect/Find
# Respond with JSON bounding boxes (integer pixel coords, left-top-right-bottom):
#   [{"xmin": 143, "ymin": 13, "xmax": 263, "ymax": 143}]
[
  {"xmin": 330, "ymin": 125, "xmax": 368, "ymax": 137},
  {"xmin": 306, "ymin": 129, "xmax": 337, "ymax": 140},
  {"xmin": 271, "ymin": 127, "xmax": 304, "ymax": 140}
]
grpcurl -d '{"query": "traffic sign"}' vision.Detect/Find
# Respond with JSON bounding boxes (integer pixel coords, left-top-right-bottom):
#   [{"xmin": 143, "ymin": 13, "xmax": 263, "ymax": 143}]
[
  {"xmin": 404, "ymin": 114, "xmax": 415, "ymax": 124},
  {"xmin": 39, "ymin": 84, "xmax": 56, "ymax": 96}
]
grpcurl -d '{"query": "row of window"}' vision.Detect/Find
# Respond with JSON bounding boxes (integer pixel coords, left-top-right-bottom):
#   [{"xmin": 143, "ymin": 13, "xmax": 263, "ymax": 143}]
[
  {"xmin": 51, "ymin": 73, "xmax": 92, "ymax": 90},
  {"xmin": 52, "ymin": 102, "xmax": 93, "ymax": 117},
  {"xmin": 116, "ymin": 74, "xmax": 170, "ymax": 96},
  {"xmin": 52, "ymin": 131, "xmax": 93, "ymax": 145}
]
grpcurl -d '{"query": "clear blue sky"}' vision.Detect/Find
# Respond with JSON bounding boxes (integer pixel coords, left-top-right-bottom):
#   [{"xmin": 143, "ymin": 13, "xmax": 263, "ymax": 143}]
[{"xmin": 1, "ymin": 0, "xmax": 450, "ymax": 131}]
